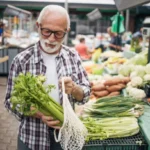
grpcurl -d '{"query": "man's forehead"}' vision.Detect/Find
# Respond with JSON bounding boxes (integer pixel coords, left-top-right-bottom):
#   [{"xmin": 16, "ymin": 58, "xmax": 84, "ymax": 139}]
[
  {"xmin": 42, "ymin": 13, "xmax": 66, "ymax": 22},
  {"xmin": 41, "ymin": 14, "xmax": 67, "ymax": 28}
]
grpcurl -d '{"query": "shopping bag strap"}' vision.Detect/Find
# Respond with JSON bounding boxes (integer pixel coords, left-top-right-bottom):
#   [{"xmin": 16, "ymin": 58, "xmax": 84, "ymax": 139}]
[{"xmin": 54, "ymin": 77, "xmax": 66, "ymax": 142}]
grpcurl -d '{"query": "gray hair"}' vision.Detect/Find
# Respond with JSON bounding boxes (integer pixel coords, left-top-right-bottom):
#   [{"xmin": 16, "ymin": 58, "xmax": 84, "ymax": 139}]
[{"xmin": 37, "ymin": 5, "xmax": 70, "ymax": 29}]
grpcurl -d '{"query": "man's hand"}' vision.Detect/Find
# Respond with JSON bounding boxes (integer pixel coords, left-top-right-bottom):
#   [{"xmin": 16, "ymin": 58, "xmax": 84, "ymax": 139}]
[
  {"xmin": 30, "ymin": 107, "xmax": 44, "ymax": 119},
  {"xmin": 59, "ymin": 77, "xmax": 75, "ymax": 94},
  {"xmin": 59, "ymin": 77, "xmax": 84, "ymax": 101},
  {"xmin": 41, "ymin": 116, "xmax": 61, "ymax": 129},
  {"xmin": 31, "ymin": 107, "xmax": 61, "ymax": 129}
]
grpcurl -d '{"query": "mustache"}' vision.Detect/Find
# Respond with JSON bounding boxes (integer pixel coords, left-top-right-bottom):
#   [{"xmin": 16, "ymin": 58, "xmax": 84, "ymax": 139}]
[{"xmin": 41, "ymin": 39, "xmax": 59, "ymax": 45}]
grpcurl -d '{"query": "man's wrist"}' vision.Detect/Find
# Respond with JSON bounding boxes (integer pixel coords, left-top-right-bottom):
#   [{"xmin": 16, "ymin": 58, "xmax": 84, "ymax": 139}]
[
  {"xmin": 71, "ymin": 82, "xmax": 84, "ymax": 101},
  {"xmin": 71, "ymin": 82, "xmax": 78, "ymax": 96}
]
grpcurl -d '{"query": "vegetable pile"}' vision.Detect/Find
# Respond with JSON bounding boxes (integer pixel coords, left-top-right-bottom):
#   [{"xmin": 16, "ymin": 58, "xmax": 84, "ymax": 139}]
[
  {"xmin": 84, "ymin": 96, "xmax": 144, "ymax": 118},
  {"xmin": 80, "ymin": 95, "xmax": 144, "ymax": 141},
  {"xmin": 125, "ymin": 50, "xmax": 148, "ymax": 66},
  {"xmin": 82, "ymin": 117, "xmax": 139, "ymax": 141},
  {"xmin": 10, "ymin": 73, "xmax": 64, "ymax": 125},
  {"xmin": 91, "ymin": 77, "xmax": 130, "ymax": 99}
]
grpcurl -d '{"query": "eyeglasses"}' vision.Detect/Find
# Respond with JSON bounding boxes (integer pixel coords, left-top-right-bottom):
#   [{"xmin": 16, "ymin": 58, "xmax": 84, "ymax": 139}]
[{"xmin": 40, "ymin": 28, "xmax": 66, "ymax": 39}]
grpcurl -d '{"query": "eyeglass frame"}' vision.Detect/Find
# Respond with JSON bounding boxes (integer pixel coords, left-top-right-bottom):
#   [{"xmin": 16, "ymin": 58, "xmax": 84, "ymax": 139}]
[{"xmin": 40, "ymin": 27, "xmax": 67, "ymax": 39}]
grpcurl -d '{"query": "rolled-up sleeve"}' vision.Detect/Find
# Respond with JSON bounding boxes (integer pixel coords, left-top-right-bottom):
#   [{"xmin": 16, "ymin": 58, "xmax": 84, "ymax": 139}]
[
  {"xmin": 4, "ymin": 57, "xmax": 23, "ymax": 121},
  {"xmin": 75, "ymin": 54, "xmax": 91, "ymax": 104}
]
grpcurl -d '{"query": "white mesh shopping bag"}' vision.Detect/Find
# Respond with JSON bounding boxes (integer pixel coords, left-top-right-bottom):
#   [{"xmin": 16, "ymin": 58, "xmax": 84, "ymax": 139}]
[{"xmin": 54, "ymin": 78, "xmax": 88, "ymax": 150}]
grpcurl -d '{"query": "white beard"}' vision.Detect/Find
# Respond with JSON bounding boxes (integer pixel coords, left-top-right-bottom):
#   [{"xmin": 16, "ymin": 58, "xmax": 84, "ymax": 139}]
[{"xmin": 39, "ymin": 29, "xmax": 64, "ymax": 53}]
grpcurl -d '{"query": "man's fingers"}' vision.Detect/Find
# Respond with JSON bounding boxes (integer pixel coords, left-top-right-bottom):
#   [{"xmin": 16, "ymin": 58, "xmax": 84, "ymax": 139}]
[
  {"xmin": 63, "ymin": 77, "xmax": 72, "ymax": 83},
  {"xmin": 30, "ymin": 107, "xmax": 44, "ymax": 118},
  {"xmin": 47, "ymin": 120, "xmax": 60, "ymax": 126},
  {"xmin": 59, "ymin": 77, "xmax": 72, "ymax": 84},
  {"xmin": 65, "ymin": 82, "xmax": 73, "ymax": 87},
  {"xmin": 36, "ymin": 111, "xmax": 44, "ymax": 118},
  {"xmin": 41, "ymin": 116, "xmax": 60, "ymax": 128},
  {"xmin": 42, "ymin": 116, "xmax": 53, "ymax": 122},
  {"xmin": 65, "ymin": 88, "xmax": 72, "ymax": 94}
]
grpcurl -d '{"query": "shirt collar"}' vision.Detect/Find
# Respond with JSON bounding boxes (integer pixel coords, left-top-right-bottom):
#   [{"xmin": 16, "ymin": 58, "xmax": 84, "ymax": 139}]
[
  {"xmin": 34, "ymin": 41, "xmax": 44, "ymax": 64},
  {"xmin": 57, "ymin": 45, "xmax": 70, "ymax": 59}
]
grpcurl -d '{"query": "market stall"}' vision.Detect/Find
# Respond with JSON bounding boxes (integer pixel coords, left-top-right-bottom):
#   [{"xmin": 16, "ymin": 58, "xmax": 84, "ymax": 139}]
[
  {"xmin": 139, "ymin": 105, "xmax": 150, "ymax": 150},
  {"xmin": 1, "ymin": 1, "xmax": 150, "ymax": 150},
  {"xmin": 0, "ymin": 44, "xmax": 34, "ymax": 75},
  {"xmin": 79, "ymin": 26, "xmax": 150, "ymax": 149},
  {"xmin": 0, "ymin": 5, "xmax": 39, "ymax": 75}
]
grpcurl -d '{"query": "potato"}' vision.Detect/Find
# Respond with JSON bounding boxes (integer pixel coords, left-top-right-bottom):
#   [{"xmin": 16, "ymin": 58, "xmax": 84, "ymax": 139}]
[
  {"xmin": 106, "ymin": 85, "xmax": 122, "ymax": 92},
  {"xmin": 123, "ymin": 77, "xmax": 131, "ymax": 84},
  {"xmin": 118, "ymin": 83, "xmax": 126, "ymax": 89},
  {"xmin": 92, "ymin": 84, "xmax": 106, "ymax": 91},
  {"xmin": 93, "ymin": 90, "xmax": 109, "ymax": 98},
  {"xmin": 89, "ymin": 94, "xmax": 97, "ymax": 100},
  {"xmin": 108, "ymin": 91, "xmax": 120, "ymax": 97},
  {"xmin": 104, "ymin": 78, "xmax": 123, "ymax": 86}
]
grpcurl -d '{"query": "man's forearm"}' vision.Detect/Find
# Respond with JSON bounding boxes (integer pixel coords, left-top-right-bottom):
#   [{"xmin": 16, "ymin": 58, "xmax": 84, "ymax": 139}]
[
  {"xmin": 71, "ymin": 83, "xmax": 84, "ymax": 101},
  {"xmin": 109, "ymin": 43, "xmax": 122, "ymax": 51}
]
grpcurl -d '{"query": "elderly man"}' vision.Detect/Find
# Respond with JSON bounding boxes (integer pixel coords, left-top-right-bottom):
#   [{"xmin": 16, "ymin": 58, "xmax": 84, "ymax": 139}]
[{"xmin": 4, "ymin": 5, "xmax": 90, "ymax": 150}]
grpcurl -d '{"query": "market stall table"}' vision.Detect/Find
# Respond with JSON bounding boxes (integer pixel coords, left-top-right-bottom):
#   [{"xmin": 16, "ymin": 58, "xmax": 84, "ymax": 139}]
[
  {"xmin": 0, "ymin": 45, "xmax": 9, "ymax": 76},
  {"xmin": 82, "ymin": 104, "xmax": 150, "ymax": 150},
  {"xmin": 139, "ymin": 105, "xmax": 150, "ymax": 150},
  {"xmin": 0, "ymin": 44, "xmax": 33, "ymax": 75},
  {"xmin": 83, "ymin": 132, "xmax": 147, "ymax": 150}
]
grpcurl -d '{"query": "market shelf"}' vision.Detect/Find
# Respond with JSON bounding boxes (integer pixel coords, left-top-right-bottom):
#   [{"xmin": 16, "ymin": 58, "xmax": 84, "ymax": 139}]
[{"xmin": 83, "ymin": 132, "xmax": 148, "ymax": 150}]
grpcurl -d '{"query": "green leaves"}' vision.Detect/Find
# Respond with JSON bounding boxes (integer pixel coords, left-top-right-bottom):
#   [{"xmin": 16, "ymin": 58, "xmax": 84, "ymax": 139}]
[{"xmin": 10, "ymin": 73, "xmax": 64, "ymax": 124}]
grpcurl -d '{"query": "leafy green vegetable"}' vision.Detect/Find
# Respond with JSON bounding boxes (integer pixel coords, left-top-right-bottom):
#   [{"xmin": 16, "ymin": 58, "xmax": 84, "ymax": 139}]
[
  {"xmin": 10, "ymin": 73, "xmax": 64, "ymax": 125},
  {"xmin": 81, "ymin": 117, "xmax": 139, "ymax": 141},
  {"xmin": 84, "ymin": 96, "xmax": 144, "ymax": 118}
]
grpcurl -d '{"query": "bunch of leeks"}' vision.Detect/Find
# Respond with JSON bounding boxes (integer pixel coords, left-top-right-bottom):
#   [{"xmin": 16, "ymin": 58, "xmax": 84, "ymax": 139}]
[{"xmin": 84, "ymin": 96, "xmax": 144, "ymax": 118}]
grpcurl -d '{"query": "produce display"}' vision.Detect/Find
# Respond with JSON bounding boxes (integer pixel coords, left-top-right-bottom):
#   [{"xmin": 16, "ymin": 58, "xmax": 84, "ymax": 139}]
[
  {"xmin": 79, "ymin": 95, "xmax": 144, "ymax": 141},
  {"xmin": 80, "ymin": 48, "xmax": 150, "ymax": 142},
  {"xmin": 104, "ymin": 57, "xmax": 127, "ymax": 65},
  {"xmin": 82, "ymin": 117, "xmax": 139, "ymax": 141},
  {"xmin": 118, "ymin": 50, "xmax": 149, "ymax": 99},
  {"xmin": 83, "ymin": 96, "xmax": 144, "ymax": 118},
  {"xmin": 82, "ymin": 61, "xmax": 104, "ymax": 75},
  {"xmin": 90, "ymin": 76, "xmax": 130, "ymax": 100}
]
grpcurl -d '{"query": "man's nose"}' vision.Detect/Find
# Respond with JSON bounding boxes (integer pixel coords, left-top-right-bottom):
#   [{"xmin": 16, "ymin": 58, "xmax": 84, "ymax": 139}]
[{"xmin": 48, "ymin": 33, "xmax": 56, "ymax": 42}]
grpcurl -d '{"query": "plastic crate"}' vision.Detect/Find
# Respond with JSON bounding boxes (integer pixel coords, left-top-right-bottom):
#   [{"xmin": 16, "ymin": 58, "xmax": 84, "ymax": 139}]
[{"xmin": 83, "ymin": 132, "xmax": 148, "ymax": 150}]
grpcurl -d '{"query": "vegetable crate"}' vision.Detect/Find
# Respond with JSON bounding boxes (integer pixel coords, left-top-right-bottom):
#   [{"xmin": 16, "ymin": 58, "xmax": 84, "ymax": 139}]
[{"xmin": 83, "ymin": 132, "xmax": 148, "ymax": 150}]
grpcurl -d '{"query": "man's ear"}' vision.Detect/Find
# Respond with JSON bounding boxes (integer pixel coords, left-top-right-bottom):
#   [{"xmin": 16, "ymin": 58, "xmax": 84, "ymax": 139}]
[{"xmin": 67, "ymin": 28, "xmax": 71, "ymax": 32}]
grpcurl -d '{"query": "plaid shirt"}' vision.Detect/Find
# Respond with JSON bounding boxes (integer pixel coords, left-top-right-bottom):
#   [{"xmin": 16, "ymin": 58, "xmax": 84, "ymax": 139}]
[{"xmin": 4, "ymin": 42, "xmax": 90, "ymax": 150}]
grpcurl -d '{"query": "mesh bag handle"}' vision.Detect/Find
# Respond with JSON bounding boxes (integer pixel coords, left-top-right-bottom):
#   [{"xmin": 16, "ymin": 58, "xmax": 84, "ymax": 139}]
[{"xmin": 54, "ymin": 78, "xmax": 87, "ymax": 150}]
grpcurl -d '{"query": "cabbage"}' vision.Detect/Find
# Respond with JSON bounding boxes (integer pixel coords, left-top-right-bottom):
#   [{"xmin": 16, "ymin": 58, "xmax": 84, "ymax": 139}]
[
  {"xmin": 134, "ymin": 65, "xmax": 146, "ymax": 78},
  {"xmin": 143, "ymin": 74, "xmax": 150, "ymax": 82},
  {"xmin": 130, "ymin": 72, "xmax": 137, "ymax": 79},
  {"xmin": 145, "ymin": 63, "xmax": 150, "ymax": 74},
  {"xmin": 128, "ymin": 88, "xmax": 146, "ymax": 99},
  {"xmin": 118, "ymin": 65, "xmax": 134, "ymax": 77},
  {"xmin": 131, "ymin": 77, "xmax": 143, "ymax": 87},
  {"xmin": 126, "ymin": 54, "xmax": 147, "ymax": 66},
  {"xmin": 134, "ymin": 55, "xmax": 147, "ymax": 65}
]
